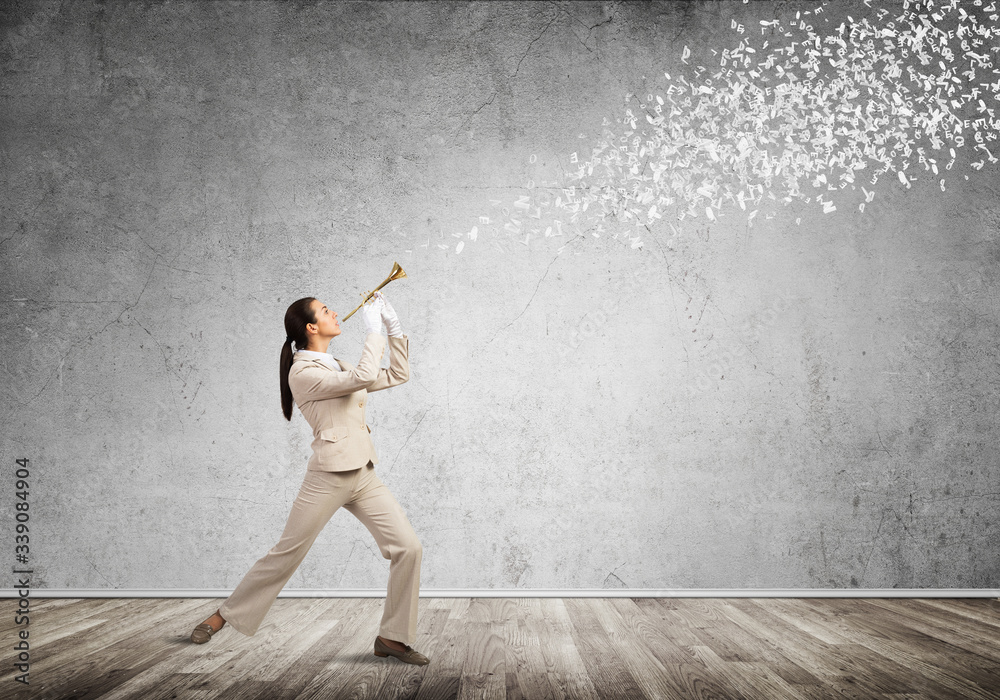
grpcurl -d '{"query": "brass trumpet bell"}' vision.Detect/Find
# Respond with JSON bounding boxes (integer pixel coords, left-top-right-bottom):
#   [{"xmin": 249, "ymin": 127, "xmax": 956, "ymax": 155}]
[{"xmin": 341, "ymin": 261, "xmax": 407, "ymax": 321}]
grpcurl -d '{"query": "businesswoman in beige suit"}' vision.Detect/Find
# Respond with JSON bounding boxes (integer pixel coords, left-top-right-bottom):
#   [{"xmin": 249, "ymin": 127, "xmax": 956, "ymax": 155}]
[{"xmin": 190, "ymin": 291, "xmax": 428, "ymax": 665}]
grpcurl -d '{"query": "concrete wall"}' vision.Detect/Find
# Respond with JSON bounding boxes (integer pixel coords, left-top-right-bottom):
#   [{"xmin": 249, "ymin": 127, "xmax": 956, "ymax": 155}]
[{"xmin": 2, "ymin": 0, "xmax": 998, "ymax": 592}]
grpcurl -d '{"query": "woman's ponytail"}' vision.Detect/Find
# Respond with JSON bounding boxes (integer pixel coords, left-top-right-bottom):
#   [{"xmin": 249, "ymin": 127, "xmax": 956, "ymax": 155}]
[{"xmin": 280, "ymin": 297, "xmax": 317, "ymax": 421}]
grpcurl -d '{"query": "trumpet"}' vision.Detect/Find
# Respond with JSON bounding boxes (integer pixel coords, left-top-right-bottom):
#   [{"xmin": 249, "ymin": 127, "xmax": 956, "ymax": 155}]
[{"xmin": 340, "ymin": 261, "xmax": 407, "ymax": 321}]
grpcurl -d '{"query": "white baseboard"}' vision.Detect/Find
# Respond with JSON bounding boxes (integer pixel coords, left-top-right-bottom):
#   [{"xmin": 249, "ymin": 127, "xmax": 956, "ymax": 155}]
[{"xmin": 2, "ymin": 588, "xmax": 999, "ymax": 598}]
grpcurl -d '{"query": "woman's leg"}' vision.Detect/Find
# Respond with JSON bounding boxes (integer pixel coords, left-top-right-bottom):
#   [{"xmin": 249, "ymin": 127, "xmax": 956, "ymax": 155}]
[
  {"xmin": 343, "ymin": 465, "xmax": 423, "ymax": 647},
  {"xmin": 216, "ymin": 468, "xmax": 360, "ymax": 636}
]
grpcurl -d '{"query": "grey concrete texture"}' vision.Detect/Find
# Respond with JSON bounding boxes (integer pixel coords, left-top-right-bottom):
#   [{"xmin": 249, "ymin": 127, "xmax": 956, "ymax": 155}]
[{"xmin": 2, "ymin": 0, "xmax": 998, "ymax": 592}]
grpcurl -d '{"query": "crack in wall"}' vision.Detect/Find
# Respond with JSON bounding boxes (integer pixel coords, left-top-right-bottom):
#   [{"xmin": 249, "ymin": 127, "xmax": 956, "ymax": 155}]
[
  {"xmin": 8, "ymin": 259, "xmax": 157, "ymax": 417},
  {"xmin": 858, "ymin": 509, "xmax": 887, "ymax": 585},
  {"xmin": 483, "ymin": 247, "xmax": 561, "ymax": 347},
  {"xmin": 456, "ymin": 11, "xmax": 559, "ymax": 135}
]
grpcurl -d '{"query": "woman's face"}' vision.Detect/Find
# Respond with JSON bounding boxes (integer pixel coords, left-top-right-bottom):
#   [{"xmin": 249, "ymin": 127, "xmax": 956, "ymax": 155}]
[{"xmin": 309, "ymin": 299, "xmax": 341, "ymax": 339}]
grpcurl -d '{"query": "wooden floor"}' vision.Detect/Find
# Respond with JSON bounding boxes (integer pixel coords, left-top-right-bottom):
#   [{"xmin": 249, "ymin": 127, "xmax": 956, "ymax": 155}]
[{"xmin": 2, "ymin": 597, "xmax": 999, "ymax": 699}]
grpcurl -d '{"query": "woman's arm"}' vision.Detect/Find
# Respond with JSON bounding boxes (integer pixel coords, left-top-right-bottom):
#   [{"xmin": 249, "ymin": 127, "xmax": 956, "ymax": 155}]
[
  {"xmin": 288, "ymin": 332, "xmax": 386, "ymax": 402},
  {"xmin": 367, "ymin": 333, "xmax": 410, "ymax": 392}
]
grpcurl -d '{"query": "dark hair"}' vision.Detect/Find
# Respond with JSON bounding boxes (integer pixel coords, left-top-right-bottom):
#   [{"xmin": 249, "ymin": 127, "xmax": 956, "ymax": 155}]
[{"xmin": 280, "ymin": 296, "xmax": 317, "ymax": 421}]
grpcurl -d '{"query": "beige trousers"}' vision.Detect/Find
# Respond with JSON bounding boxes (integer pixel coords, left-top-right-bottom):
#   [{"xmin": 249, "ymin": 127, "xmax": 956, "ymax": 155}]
[{"xmin": 218, "ymin": 461, "xmax": 422, "ymax": 645}]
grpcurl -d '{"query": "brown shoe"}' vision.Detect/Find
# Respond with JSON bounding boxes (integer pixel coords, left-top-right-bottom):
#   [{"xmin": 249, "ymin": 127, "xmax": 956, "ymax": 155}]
[
  {"xmin": 190, "ymin": 623, "xmax": 217, "ymax": 644},
  {"xmin": 374, "ymin": 636, "xmax": 429, "ymax": 665}
]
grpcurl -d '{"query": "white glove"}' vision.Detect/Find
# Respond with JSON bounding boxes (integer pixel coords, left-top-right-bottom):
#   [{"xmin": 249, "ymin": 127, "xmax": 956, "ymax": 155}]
[
  {"xmin": 360, "ymin": 295, "xmax": 385, "ymax": 335},
  {"xmin": 374, "ymin": 291, "xmax": 402, "ymax": 337}
]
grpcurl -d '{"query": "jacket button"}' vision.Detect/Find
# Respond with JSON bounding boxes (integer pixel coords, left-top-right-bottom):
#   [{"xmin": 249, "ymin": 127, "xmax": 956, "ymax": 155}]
[{"xmin": 358, "ymin": 401, "xmax": 363, "ymax": 407}]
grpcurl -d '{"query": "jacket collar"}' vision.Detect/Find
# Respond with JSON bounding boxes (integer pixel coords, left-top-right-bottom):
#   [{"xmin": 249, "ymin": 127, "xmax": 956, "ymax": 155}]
[{"xmin": 293, "ymin": 352, "xmax": 351, "ymax": 371}]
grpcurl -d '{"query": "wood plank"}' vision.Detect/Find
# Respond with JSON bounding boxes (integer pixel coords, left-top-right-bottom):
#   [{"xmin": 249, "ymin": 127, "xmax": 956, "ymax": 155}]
[
  {"xmin": 635, "ymin": 598, "xmax": 706, "ymax": 647},
  {"xmin": 537, "ymin": 599, "xmax": 602, "ymax": 700},
  {"xmin": 862, "ymin": 599, "xmax": 1000, "ymax": 659},
  {"xmin": 915, "ymin": 598, "xmax": 1000, "ymax": 628},
  {"xmin": 857, "ymin": 616, "xmax": 1000, "ymax": 694},
  {"xmin": 292, "ymin": 602, "xmax": 389, "ymax": 699},
  {"xmin": 243, "ymin": 600, "xmax": 381, "ymax": 700},
  {"xmin": 609, "ymin": 597, "xmax": 752, "ymax": 699},
  {"xmin": 457, "ymin": 620, "xmax": 505, "ymax": 700},
  {"xmin": 24, "ymin": 620, "xmax": 183, "ymax": 698},
  {"xmin": 726, "ymin": 599, "xmax": 924, "ymax": 699},
  {"xmin": 4, "ymin": 598, "xmax": 209, "ymax": 699},
  {"xmin": 3, "ymin": 596, "xmax": 997, "ymax": 700},
  {"xmin": 706, "ymin": 600, "xmax": 822, "ymax": 686},
  {"xmin": 687, "ymin": 644, "xmax": 807, "ymax": 700},
  {"xmin": 564, "ymin": 599, "xmax": 650, "ymax": 699},
  {"xmin": 412, "ymin": 602, "xmax": 466, "ymax": 700},
  {"xmin": 797, "ymin": 599, "xmax": 1000, "ymax": 700},
  {"xmin": 759, "ymin": 598, "xmax": 854, "ymax": 645},
  {"xmin": 582, "ymin": 597, "xmax": 713, "ymax": 699}
]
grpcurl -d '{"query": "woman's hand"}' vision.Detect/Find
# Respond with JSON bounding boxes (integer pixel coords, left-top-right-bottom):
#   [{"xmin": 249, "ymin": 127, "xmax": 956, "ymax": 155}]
[
  {"xmin": 361, "ymin": 295, "xmax": 385, "ymax": 335},
  {"xmin": 374, "ymin": 291, "xmax": 403, "ymax": 337}
]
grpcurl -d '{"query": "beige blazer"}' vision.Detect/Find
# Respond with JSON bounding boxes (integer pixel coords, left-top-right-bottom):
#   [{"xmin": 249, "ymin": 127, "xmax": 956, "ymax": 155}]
[{"xmin": 288, "ymin": 332, "xmax": 410, "ymax": 472}]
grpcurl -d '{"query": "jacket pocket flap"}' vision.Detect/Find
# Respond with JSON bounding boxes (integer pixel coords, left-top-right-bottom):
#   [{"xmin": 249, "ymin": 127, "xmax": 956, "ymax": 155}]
[{"xmin": 318, "ymin": 427, "xmax": 349, "ymax": 443}]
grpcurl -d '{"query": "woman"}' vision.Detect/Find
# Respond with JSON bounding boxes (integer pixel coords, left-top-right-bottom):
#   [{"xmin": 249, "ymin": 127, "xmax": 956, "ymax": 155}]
[{"xmin": 190, "ymin": 291, "xmax": 428, "ymax": 666}]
